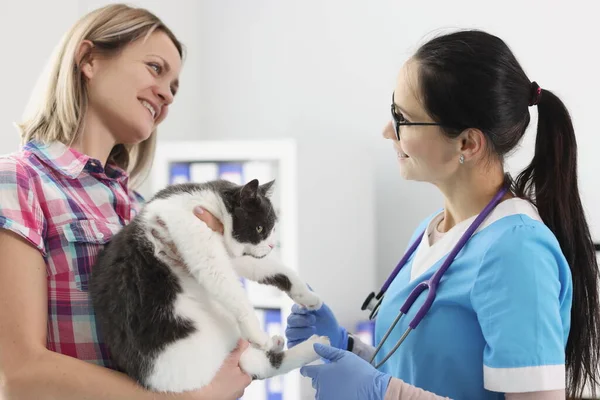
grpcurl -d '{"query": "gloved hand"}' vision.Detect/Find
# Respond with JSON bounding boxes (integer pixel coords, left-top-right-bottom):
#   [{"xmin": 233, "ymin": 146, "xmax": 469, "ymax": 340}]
[
  {"xmin": 300, "ymin": 343, "xmax": 392, "ymax": 400},
  {"xmin": 285, "ymin": 303, "xmax": 348, "ymax": 350}
]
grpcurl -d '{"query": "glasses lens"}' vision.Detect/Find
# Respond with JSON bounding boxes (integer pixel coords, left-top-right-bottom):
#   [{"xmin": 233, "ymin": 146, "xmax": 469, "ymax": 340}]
[{"xmin": 391, "ymin": 109, "xmax": 400, "ymax": 140}]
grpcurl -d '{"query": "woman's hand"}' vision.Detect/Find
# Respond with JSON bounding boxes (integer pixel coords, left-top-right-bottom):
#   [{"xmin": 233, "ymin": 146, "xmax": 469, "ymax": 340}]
[
  {"xmin": 175, "ymin": 339, "xmax": 252, "ymax": 400},
  {"xmin": 194, "ymin": 206, "xmax": 224, "ymax": 234},
  {"xmin": 203, "ymin": 339, "xmax": 252, "ymax": 399}
]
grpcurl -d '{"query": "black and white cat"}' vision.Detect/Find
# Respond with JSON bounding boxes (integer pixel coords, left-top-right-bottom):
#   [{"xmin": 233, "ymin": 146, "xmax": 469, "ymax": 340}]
[{"xmin": 89, "ymin": 179, "xmax": 328, "ymax": 393}]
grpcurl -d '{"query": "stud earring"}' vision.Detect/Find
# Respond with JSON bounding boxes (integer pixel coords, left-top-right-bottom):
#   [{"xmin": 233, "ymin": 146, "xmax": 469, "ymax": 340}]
[{"xmin": 459, "ymin": 154, "xmax": 465, "ymax": 164}]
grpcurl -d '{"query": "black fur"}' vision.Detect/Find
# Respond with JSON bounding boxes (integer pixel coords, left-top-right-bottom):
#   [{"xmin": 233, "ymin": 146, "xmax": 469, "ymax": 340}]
[
  {"xmin": 266, "ymin": 350, "xmax": 284, "ymax": 369},
  {"xmin": 90, "ymin": 219, "xmax": 196, "ymax": 383},
  {"xmin": 151, "ymin": 179, "xmax": 277, "ymax": 246},
  {"xmin": 90, "ymin": 179, "xmax": 280, "ymax": 386},
  {"xmin": 261, "ymin": 274, "xmax": 292, "ymax": 293}
]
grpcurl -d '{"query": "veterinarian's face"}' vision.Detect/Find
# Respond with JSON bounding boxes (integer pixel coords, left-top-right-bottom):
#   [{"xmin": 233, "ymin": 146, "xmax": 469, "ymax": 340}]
[
  {"xmin": 82, "ymin": 30, "xmax": 182, "ymax": 144},
  {"xmin": 382, "ymin": 59, "xmax": 461, "ymax": 184}
]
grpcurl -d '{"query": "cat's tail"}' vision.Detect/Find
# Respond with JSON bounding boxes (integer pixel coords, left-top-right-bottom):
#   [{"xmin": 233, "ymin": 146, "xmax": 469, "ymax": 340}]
[{"xmin": 240, "ymin": 335, "xmax": 329, "ymax": 380}]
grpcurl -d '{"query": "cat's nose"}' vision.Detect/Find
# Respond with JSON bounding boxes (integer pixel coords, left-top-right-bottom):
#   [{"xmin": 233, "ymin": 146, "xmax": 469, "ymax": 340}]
[{"xmin": 268, "ymin": 244, "xmax": 274, "ymax": 249}]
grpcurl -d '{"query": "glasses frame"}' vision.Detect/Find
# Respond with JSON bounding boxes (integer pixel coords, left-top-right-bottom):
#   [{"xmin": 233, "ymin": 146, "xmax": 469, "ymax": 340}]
[{"xmin": 391, "ymin": 92, "xmax": 443, "ymax": 141}]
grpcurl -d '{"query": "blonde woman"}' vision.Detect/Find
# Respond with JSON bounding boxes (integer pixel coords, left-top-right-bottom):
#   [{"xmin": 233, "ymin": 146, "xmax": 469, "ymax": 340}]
[{"xmin": 0, "ymin": 4, "xmax": 248, "ymax": 400}]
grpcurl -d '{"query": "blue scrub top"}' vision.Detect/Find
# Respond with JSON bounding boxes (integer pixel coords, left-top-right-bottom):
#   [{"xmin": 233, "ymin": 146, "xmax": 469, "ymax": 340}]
[{"xmin": 374, "ymin": 198, "xmax": 572, "ymax": 399}]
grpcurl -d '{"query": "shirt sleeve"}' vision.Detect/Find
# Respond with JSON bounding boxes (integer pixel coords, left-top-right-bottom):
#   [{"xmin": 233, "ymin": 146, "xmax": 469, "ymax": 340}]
[
  {"xmin": 471, "ymin": 223, "xmax": 572, "ymax": 393},
  {"xmin": 0, "ymin": 157, "xmax": 46, "ymax": 255}
]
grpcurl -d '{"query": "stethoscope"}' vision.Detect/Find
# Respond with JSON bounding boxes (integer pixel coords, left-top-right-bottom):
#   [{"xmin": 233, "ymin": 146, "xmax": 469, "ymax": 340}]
[{"xmin": 361, "ymin": 185, "xmax": 509, "ymax": 369}]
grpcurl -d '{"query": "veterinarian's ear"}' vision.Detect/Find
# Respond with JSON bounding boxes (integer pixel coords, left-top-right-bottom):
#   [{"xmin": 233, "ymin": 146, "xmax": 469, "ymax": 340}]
[
  {"xmin": 240, "ymin": 179, "xmax": 259, "ymax": 202},
  {"xmin": 260, "ymin": 180, "xmax": 275, "ymax": 197}
]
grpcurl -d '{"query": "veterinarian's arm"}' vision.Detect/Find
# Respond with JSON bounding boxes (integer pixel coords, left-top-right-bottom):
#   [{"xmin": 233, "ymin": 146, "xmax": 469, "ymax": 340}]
[{"xmin": 0, "ymin": 230, "xmax": 218, "ymax": 400}]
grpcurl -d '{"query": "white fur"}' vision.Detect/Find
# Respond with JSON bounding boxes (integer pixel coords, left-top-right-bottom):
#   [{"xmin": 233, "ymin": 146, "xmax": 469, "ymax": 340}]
[
  {"xmin": 139, "ymin": 189, "xmax": 327, "ymax": 392},
  {"xmin": 232, "ymin": 255, "xmax": 323, "ymax": 310}
]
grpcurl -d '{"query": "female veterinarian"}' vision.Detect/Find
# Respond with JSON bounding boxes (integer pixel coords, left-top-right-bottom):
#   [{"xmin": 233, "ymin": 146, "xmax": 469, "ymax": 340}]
[
  {"xmin": 0, "ymin": 4, "xmax": 250, "ymax": 399},
  {"xmin": 286, "ymin": 30, "xmax": 600, "ymax": 400}
]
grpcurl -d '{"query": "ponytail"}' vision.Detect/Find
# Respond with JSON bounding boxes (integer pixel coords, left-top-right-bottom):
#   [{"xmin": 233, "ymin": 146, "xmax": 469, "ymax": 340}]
[{"xmin": 514, "ymin": 89, "xmax": 600, "ymax": 399}]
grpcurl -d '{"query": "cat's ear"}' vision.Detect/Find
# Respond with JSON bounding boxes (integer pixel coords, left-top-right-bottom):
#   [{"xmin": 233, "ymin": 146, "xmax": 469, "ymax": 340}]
[
  {"xmin": 240, "ymin": 179, "xmax": 259, "ymax": 204},
  {"xmin": 259, "ymin": 180, "xmax": 275, "ymax": 198}
]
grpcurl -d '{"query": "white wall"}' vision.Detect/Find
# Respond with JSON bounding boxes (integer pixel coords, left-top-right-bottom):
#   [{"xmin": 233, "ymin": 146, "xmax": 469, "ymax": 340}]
[
  {"xmin": 129, "ymin": 0, "xmax": 600, "ymax": 304},
  {"xmin": 0, "ymin": 1, "xmax": 79, "ymax": 154},
  {"xmin": 1, "ymin": 1, "xmax": 599, "ymax": 398},
  {"xmin": 77, "ymin": 0, "xmax": 380, "ymax": 330}
]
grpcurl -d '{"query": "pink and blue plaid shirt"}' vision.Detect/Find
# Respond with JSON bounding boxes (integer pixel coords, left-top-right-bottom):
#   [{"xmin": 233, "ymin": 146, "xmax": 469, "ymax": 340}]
[{"xmin": 0, "ymin": 140, "xmax": 144, "ymax": 368}]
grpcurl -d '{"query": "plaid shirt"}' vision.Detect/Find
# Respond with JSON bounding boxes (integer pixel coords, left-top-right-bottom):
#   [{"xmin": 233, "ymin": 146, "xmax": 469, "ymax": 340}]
[{"xmin": 0, "ymin": 140, "xmax": 143, "ymax": 368}]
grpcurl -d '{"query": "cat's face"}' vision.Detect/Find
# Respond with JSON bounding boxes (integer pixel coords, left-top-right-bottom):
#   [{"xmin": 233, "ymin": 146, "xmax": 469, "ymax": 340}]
[{"xmin": 223, "ymin": 179, "xmax": 277, "ymax": 258}]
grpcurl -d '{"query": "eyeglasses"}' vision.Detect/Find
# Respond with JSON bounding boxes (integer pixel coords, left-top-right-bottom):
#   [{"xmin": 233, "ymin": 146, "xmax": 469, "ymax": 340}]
[{"xmin": 391, "ymin": 92, "xmax": 443, "ymax": 141}]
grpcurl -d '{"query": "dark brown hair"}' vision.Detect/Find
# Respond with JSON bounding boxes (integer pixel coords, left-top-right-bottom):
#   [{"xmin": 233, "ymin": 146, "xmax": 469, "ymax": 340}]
[{"xmin": 414, "ymin": 29, "xmax": 600, "ymax": 399}]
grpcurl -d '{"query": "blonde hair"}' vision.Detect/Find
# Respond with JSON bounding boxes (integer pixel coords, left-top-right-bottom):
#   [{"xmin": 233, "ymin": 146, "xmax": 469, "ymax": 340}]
[{"xmin": 18, "ymin": 4, "xmax": 184, "ymax": 188}]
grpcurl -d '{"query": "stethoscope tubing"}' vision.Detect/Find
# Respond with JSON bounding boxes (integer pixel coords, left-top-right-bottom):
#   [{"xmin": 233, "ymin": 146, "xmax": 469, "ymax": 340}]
[{"xmin": 364, "ymin": 185, "xmax": 509, "ymax": 368}]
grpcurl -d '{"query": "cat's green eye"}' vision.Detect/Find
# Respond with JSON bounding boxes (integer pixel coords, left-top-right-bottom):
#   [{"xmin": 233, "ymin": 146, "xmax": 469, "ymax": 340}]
[{"xmin": 256, "ymin": 226, "xmax": 263, "ymax": 233}]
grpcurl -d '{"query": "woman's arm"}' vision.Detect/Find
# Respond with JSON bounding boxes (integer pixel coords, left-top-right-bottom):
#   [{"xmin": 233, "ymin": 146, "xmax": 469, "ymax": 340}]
[
  {"xmin": 0, "ymin": 229, "xmax": 166, "ymax": 400},
  {"xmin": 0, "ymin": 229, "xmax": 240, "ymax": 400}
]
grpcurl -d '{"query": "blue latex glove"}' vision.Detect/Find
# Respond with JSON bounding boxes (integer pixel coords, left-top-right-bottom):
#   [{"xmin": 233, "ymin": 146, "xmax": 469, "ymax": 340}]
[
  {"xmin": 300, "ymin": 343, "xmax": 392, "ymax": 400},
  {"xmin": 285, "ymin": 303, "xmax": 348, "ymax": 350}
]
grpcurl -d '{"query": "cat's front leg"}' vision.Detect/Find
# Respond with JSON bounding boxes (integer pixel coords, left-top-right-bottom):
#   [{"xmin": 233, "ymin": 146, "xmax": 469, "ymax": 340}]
[
  {"xmin": 232, "ymin": 255, "xmax": 323, "ymax": 310},
  {"xmin": 153, "ymin": 212, "xmax": 275, "ymax": 351},
  {"xmin": 185, "ymin": 243, "xmax": 273, "ymax": 351}
]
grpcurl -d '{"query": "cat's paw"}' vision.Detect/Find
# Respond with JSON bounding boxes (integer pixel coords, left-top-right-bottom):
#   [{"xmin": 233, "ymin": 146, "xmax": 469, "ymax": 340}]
[
  {"xmin": 239, "ymin": 319, "xmax": 272, "ymax": 351},
  {"xmin": 267, "ymin": 335, "xmax": 285, "ymax": 352},
  {"xmin": 291, "ymin": 290, "xmax": 323, "ymax": 311},
  {"xmin": 306, "ymin": 334, "xmax": 330, "ymax": 347},
  {"xmin": 294, "ymin": 335, "xmax": 331, "ymax": 364},
  {"xmin": 246, "ymin": 330, "xmax": 275, "ymax": 351}
]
